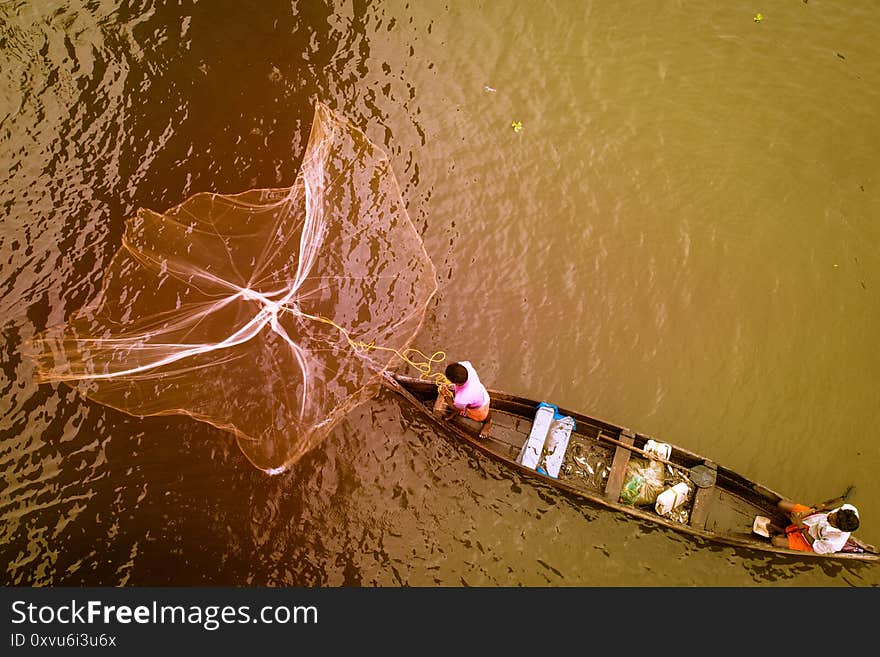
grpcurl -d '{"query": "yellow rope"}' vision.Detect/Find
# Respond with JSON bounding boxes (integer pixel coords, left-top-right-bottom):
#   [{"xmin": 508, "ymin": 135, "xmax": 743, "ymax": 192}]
[{"xmin": 280, "ymin": 305, "xmax": 452, "ymax": 394}]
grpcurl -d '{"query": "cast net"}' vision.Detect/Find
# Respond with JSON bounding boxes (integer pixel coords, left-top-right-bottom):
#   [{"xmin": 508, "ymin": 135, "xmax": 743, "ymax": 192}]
[{"xmin": 25, "ymin": 101, "xmax": 438, "ymax": 473}]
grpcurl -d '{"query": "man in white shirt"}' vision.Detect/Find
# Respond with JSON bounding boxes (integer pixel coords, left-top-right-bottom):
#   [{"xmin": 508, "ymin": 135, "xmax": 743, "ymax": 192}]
[{"xmin": 768, "ymin": 499, "xmax": 860, "ymax": 554}]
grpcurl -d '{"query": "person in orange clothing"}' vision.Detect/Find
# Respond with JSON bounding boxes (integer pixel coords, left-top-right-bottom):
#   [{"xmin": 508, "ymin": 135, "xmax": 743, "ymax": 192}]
[{"xmin": 765, "ymin": 499, "xmax": 860, "ymax": 554}]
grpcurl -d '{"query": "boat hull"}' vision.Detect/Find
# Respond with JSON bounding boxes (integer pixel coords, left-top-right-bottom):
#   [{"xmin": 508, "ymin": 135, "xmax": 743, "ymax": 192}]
[{"xmin": 382, "ymin": 372, "xmax": 879, "ymax": 563}]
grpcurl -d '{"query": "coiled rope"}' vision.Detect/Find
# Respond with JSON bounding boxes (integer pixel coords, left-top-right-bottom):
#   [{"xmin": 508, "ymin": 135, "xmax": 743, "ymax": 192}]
[{"xmin": 279, "ymin": 304, "xmax": 452, "ymax": 395}]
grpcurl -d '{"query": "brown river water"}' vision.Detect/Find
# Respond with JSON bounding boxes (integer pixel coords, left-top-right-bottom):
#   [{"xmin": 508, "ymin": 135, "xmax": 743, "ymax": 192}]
[{"xmin": 2, "ymin": 0, "xmax": 879, "ymax": 586}]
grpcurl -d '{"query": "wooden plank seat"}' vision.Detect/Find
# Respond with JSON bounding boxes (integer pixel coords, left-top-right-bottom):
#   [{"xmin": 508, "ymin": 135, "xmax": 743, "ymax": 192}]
[
  {"xmin": 604, "ymin": 429, "xmax": 635, "ymax": 502},
  {"xmin": 688, "ymin": 461, "xmax": 717, "ymax": 529}
]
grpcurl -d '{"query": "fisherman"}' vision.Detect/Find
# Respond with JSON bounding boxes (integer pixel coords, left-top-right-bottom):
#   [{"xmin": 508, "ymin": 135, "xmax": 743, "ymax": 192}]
[
  {"xmin": 755, "ymin": 498, "xmax": 860, "ymax": 554},
  {"xmin": 439, "ymin": 361, "xmax": 492, "ymax": 439}
]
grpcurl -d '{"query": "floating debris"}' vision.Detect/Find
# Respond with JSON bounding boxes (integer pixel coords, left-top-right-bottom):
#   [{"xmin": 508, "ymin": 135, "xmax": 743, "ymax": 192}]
[
  {"xmin": 753, "ymin": 13, "xmax": 763, "ymax": 22},
  {"xmin": 511, "ymin": 120, "xmax": 523, "ymax": 133},
  {"xmin": 483, "ymin": 85, "xmax": 497, "ymax": 92}
]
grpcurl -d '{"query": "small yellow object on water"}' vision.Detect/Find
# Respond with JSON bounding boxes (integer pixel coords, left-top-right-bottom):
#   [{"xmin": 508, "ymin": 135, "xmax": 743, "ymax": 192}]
[
  {"xmin": 753, "ymin": 13, "xmax": 763, "ymax": 22},
  {"xmin": 511, "ymin": 120, "xmax": 523, "ymax": 133}
]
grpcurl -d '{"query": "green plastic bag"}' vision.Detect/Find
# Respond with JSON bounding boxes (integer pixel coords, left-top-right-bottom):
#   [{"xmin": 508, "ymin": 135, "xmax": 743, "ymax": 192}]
[{"xmin": 620, "ymin": 474, "xmax": 645, "ymax": 505}]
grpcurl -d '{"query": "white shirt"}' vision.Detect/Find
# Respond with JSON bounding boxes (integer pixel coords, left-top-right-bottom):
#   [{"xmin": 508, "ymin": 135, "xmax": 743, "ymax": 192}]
[
  {"xmin": 801, "ymin": 504, "xmax": 857, "ymax": 554},
  {"xmin": 451, "ymin": 361, "xmax": 490, "ymax": 410}
]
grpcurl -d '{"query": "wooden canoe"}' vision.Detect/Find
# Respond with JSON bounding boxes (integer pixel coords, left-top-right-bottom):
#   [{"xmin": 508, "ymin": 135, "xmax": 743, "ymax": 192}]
[{"xmin": 382, "ymin": 372, "xmax": 879, "ymax": 562}]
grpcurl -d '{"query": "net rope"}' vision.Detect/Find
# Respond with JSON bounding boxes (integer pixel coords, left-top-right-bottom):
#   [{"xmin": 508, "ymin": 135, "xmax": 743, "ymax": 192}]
[{"xmin": 282, "ymin": 304, "xmax": 449, "ymax": 386}]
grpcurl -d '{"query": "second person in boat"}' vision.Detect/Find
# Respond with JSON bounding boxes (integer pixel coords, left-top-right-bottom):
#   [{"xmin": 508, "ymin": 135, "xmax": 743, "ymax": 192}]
[{"xmin": 756, "ymin": 498, "xmax": 861, "ymax": 554}]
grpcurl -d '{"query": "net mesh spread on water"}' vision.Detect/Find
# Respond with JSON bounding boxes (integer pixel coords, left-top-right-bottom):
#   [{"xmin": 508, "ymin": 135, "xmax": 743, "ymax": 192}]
[{"xmin": 25, "ymin": 101, "xmax": 438, "ymax": 473}]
